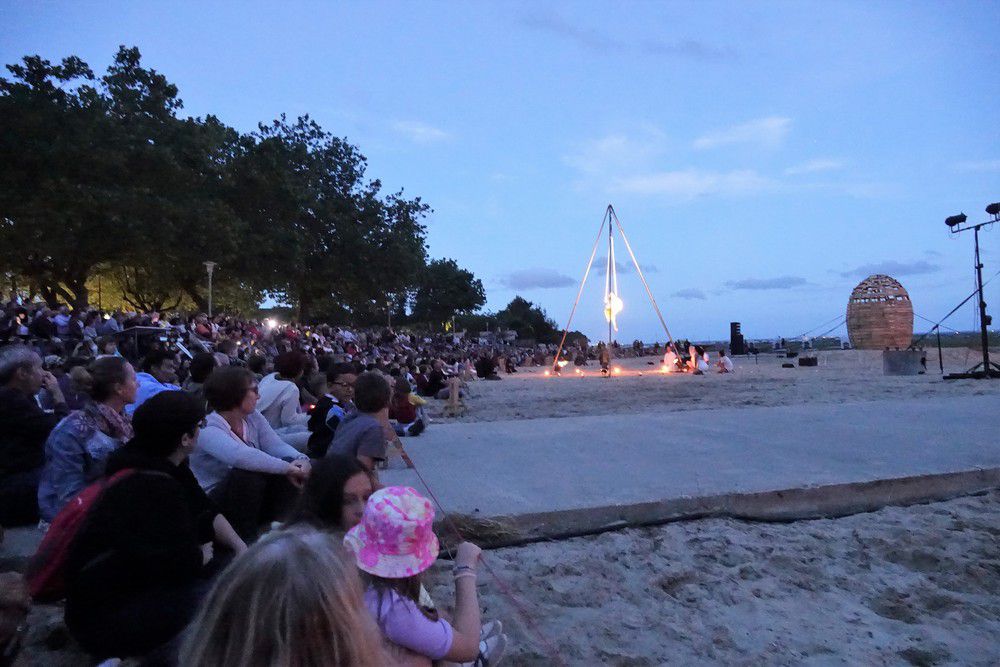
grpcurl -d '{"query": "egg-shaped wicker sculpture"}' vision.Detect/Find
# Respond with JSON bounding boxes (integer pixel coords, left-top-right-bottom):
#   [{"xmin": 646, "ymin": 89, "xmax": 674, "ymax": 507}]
[{"xmin": 846, "ymin": 274, "xmax": 914, "ymax": 349}]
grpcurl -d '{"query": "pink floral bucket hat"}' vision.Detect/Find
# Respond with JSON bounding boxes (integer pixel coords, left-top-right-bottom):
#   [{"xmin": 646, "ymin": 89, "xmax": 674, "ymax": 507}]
[{"xmin": 344, "ymin": 486, "xmax": 440, "ymax": 579}]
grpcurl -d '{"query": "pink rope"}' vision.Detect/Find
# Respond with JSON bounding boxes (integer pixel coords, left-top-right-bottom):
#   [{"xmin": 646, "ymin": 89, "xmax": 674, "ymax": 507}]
[{"xmin": 399, "ymin": 443, "xmax": 567, "ymax": 667}]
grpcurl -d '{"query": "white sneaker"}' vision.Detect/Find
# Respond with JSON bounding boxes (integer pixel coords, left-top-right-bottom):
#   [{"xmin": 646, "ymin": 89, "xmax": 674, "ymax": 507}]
[
  {"xmin": 456, "ymin": 632, "xmax": 508, "ymax": 667},
  {"xmin": 478, "ymin": 633, "xmax": 507, "ymax": 666},
  {"xmin": 480, "ymin": 619, "xmax": 502, "ymax": 640}
]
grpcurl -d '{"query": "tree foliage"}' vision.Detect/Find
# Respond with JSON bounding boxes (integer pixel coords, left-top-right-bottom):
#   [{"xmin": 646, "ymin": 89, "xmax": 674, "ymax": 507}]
[
  {"xmin": 411, "ymin": 259, "xmax": 486, "ymax": 328},
  {"xmin": 0, "ymin": 46, "xmax": 482, "ymax": 324}
]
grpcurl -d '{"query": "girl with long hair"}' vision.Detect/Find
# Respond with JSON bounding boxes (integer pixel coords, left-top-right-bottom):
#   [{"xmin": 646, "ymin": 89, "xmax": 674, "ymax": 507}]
[{"xmin": 180, "ymin": 526, "xmax": 385, "ymax": 666}]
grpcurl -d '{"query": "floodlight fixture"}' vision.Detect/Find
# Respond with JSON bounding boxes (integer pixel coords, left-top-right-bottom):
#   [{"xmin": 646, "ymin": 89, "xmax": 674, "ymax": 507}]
[
  {"xmin": 941, "ymin": 202, "xmax": 1000, "ymax": 379},
  {"xmin": 945, "ymin": 213, "xmax": 967, "ymax": 228}
]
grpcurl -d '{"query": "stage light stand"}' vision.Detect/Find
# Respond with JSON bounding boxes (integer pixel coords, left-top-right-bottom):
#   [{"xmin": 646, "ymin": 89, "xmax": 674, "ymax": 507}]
[{"xmin": 943, "ymin": 202, "xmax": 1000, "ymax": 379}]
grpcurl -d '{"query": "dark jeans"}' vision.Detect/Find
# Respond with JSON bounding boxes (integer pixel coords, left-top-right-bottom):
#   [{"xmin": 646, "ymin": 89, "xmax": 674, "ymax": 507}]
[
  {"xmin": 65, "ymin": 549, "xmax": 235, "ymax": 664},
  {"xmin": 0, "ymin": 468, "xmax": 40, "ymax": 527},
  {"xmin": 66, "ymin": 578, "xmax": 210, "ymax": 662},
  {"xmin": 209, "ymin": 468, "xmax": 298, "ymax": 541}
]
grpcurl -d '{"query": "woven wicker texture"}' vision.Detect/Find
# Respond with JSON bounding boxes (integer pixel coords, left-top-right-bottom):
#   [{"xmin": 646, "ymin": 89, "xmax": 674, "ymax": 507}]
[{"xmin": 846, "ymin": 274, "xmax": 913, "ymax": 349}]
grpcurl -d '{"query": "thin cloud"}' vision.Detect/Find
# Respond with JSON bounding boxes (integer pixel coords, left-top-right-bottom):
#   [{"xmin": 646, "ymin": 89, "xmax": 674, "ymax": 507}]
[
  {"xmin": 952, "ymin": 159, "xmax": 1000, "ymax": 173},
  {"xmin": 613, "ymin": 169, "xmax": 773, "ymax": 198},
  {"xmin": 563, "ymin": 129, "xmax": 665, "ymax": 176},
  {"xmin": 594, "ymin": 256, "xmax": 659, "ymax": 275},
  {"xmin": 726, "ymin": 276, "xmax": 808, "ymax": 290},
  {"xmin": 671, "ymin": 288, "xmax": 707, "ymax": 300},
  {"xmin": 694, "ymin": 116, "xmax": 791, "ymax": 150},
  {"xmin": 391, "ymin": 120, "xmax": 450, "ymax": 144},
  {"xmin": 500, "ymin": 268, "xmax": 575, "ymax": 290},
  {"xmin": 839, "ymin": 260, "xmax": 940, "ymax": 279},
  {"xmin": 520, "ymin": 13, "xmax": 733, "ymax": 61},
  {"xmin": 785, "ymin": 158, "xmax": 845, "ymax": 176}
]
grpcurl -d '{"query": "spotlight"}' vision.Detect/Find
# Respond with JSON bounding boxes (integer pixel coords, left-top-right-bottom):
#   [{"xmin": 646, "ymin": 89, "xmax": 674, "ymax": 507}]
[
  {"xmin": 986, "ymin": 202, "xmax": 1000, "ymax": 217},
  {"xmin": 945, "ymin": 213, "xmax": 967, "ymax": 228}
]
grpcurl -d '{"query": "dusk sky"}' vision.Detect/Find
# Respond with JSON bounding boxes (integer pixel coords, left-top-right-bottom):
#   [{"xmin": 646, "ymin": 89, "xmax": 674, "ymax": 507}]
[{"xmin": 3, "ymin": 1, "xmax": 998, "ymax": 342}]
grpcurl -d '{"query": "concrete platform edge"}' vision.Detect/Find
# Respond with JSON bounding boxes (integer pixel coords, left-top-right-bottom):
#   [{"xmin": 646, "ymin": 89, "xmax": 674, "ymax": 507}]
[{"xmin": 440, "ymin": 467, "xmax": 1000, "ymax": 549}]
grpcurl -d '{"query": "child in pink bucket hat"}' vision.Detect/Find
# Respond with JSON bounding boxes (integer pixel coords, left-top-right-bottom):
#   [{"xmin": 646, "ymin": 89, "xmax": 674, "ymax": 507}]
[{"xmin": 345, "ymin": 486, "xmax": 507, "ymax": 666}]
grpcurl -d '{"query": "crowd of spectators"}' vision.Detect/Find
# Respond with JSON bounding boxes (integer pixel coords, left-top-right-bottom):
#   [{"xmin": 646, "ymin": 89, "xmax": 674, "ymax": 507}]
[{"xmin": 0, "ymin": 298, "xmax": 535, "ymax": 665}]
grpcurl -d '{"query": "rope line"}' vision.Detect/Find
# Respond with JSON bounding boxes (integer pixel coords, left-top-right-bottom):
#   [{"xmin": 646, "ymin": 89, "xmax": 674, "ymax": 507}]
[
  {"xmin": 794, "ymin": 313, "xmax": 847, "ymax": 339},
  {"xmin": 910, "ymin": 267, "xmax": 1000, "ymax": 348},
  {"xmin": 812, "ymin": 316, "xmax": 846, "ymax": 340},
  {"xmin": 394, "ymin": 440, "xmax": 567, "ymax": 667}
]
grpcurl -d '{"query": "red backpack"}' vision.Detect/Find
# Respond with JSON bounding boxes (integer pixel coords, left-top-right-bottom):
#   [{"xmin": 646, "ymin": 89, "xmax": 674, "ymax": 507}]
[{"xmin": 25, "ymin": 469, "xmax": 136, "ymax": 602}]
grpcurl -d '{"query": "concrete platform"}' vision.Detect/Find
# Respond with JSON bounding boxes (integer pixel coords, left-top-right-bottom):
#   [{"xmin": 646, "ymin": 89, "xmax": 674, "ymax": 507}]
[{"xmin": 383, "ymin": 395, "xmax": 1000, "ymax": 546}]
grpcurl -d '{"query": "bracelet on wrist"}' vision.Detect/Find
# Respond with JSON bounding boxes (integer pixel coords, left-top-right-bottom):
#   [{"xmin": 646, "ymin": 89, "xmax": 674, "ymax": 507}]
[{"xmin": 453, "ymin": 564, "xmax": 474, "ymax": 574}]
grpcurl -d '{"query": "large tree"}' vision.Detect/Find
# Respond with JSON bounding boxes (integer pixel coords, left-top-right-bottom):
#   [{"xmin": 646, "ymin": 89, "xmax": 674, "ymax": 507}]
[
  {"xmin": 229, "ymin": 115, "xmax": 430, "ymax": 321},
  {"xmin": 412, "ymin": 258, "xmax": 486, "ymax": 328},
  {"xmin": 0, "ymin": 47, "xmax": 247, "ymax": 310},
  {"xmin": 0, "ymin": 47, "xmax": 469, "ymax": 320}
]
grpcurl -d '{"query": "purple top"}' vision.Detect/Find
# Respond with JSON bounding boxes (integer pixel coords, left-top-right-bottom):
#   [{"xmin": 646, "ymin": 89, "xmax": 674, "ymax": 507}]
[{"xmin": 364, "ymin": 587, "xmax": 453, "ymax": 660}]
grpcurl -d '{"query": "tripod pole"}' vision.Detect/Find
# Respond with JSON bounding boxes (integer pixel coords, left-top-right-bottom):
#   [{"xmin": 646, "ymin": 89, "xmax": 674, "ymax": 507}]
[
  {"xmin": 974, "ymin": 226, "xmax": 992, "ymax": 375},
  {"xmin": 607, "ymin": 213, "xmax": 613, "ymax": 358},
  {"xmin": 552, "ymin": 209, "xmax": 608, "ymax": 370},
  {"xmin": 936, "ymin": 326, "xmax": 943, "ymax": 374}
]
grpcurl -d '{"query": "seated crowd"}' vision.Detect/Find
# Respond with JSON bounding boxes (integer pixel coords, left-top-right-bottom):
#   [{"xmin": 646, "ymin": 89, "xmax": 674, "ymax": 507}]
[{"xmin": 0, "ymin": 302, "xmax": 514, "ymax": 665}]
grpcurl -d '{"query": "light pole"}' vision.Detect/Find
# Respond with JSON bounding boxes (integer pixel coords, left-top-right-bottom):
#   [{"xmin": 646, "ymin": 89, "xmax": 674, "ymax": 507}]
[
  {"xmin": 944, "ymin": 201, "xmax": 1000, "ymax": 379},
  {"xmin": 204, "ymin": 261, "xmax": 217, "ymax": 318}
]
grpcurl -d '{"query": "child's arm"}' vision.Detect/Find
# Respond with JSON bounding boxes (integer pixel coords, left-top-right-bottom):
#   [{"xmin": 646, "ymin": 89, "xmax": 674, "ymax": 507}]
[{"xmin": 442, "ymin": 542, "xmax": 483, "ymax": 662}]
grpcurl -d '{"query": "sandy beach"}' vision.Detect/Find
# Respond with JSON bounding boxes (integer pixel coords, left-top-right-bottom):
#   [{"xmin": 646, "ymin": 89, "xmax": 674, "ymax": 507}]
[
  {"xmin": 425, "ymin": 490, "xmax": 1000, "ymax": 666},
  {"xmin": 411, "ymin": 348, "xmax": 1000, "ymax": 665},
  {"xmin": 432, "ymin": 348, "xmax": 1000, "ymax": 424}
]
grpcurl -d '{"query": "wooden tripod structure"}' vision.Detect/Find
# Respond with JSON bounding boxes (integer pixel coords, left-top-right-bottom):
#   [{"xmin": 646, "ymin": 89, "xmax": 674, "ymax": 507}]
[{"xmin": 552, "ymin": 204, "xmax": 676, "ymax": 371}]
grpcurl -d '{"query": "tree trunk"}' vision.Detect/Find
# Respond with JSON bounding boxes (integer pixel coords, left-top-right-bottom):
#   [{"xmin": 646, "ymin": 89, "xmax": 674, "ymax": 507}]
[
  {"xmin": 38, "ymin": 283, "xmax": 60, "ymax": 308},
  {"xmin": 180, "ymin": 282, "xmax": 208, "ymax": 313}
]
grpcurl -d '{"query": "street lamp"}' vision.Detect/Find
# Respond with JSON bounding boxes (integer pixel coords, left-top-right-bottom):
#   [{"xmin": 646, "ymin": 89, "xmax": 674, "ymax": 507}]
[
  {"xmin": 943, "ymin": 201, "xmax": 1000, "ymax": 379},
  {"xmin": 204, "ymin": 261, "xmax": 217, "ymax": 318}
]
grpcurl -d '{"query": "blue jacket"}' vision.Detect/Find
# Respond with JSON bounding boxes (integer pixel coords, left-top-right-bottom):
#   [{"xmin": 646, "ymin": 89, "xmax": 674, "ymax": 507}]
[
  {"xmin": 37, "ymin": 408, "xmax": 126, "ymax": 522},
  {"xmin": 126, "ymin": 372, "xmax": 180, "ymax": 417}
]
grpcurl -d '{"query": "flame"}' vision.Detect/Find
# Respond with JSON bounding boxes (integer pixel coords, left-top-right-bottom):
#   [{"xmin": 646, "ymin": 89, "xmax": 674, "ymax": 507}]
[
  {"xmin": 575, "ymin": 368, "xmax": 582, "ymax": 375},
  {"xmin": 544, "ymin": 370, "xmax": 550, "ymax": 377},
  {"xmin": 557, "ymin": 360, "xmax": 568, "ymax": 368},
  {"xmin": 603, "ymin": 292, "xmax": 624, "ymax": 331},
  {"xmin": 613, "ymin": 366, "xmax": 622, "ymax": 374}
]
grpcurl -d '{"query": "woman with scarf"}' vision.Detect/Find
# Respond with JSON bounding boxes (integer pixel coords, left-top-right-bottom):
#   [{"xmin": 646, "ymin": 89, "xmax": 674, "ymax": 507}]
[{"xmin": 37, "ymin": 356, "xmax": 137, "ymax": 523}]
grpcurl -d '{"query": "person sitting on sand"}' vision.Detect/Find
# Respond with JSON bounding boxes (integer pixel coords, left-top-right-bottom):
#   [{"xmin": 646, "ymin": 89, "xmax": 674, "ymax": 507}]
[
  {"xmin": 257, "ymin": 351, "xmax": 311, "ymax": 451},
  {"xmin": 0, "ymin": 346, "xmax": 69, "ymax": 527},
  {"xmin": 663, "ymin": 345, "xmax": 679, "ymax": 372},
  {"xmin": 191, "ymin": 367, "xmax": 311, "ymax": 541},
  {"xmin": 64, "ymin": 391, "xmax": 246, "ymax": 663},
  {"xmin": 180, "ymin": 526, "xmax": 386, "ymax": 666},
  {"xmin": 716, "ymin": 349, "xmax": 734, "ymax": 374},
  {"xmin": 307, "ymin": 363, "xmax": 357, "ymax": 459},
  {"xmin": 388, "ymin": 378, "xmax": 426, "ymax": 437},
  {"xmin": 326, "ymin": 371, "xmax": 393, "ymax": 475},
  {"xmin": 345, "ymin": 486, "xmax": 507, "ymax": 666},
  {"xmin": 286, "ymin": 454, "xmax": 374, "ymax": 534},
  {"xmin": 37, "ymin": 356, "xmax": 138, "ymax": 522}
]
